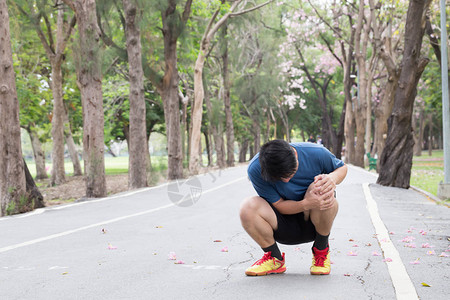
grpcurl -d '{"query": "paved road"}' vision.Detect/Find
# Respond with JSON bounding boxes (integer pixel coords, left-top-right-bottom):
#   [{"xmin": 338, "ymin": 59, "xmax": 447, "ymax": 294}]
[{"xmin": 0, "ymin": 165, "xmax": 449, "ymax": 299}]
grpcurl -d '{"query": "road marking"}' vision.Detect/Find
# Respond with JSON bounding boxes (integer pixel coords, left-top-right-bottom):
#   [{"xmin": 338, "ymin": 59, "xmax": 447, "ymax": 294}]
[
  {"xmin": 0, "ymin": 176, "xmax": 246, "ymax": 254},
  {"xmin": 362, "ymin": 183, "xmax": 418, "ymax": 300}
]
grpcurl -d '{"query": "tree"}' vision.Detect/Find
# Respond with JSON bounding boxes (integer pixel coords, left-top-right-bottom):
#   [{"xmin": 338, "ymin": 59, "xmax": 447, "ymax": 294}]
[
  {"xmin": 189, "ymin": 0, "xmax": 272, "ymax": 175},
  {"xmin": 63, "ymin": 0, "xmax": 106, "ymax": 197},
  {"xmin": 123, "ymin": 0, "xmax": 148, "ymax": 189},
  {"xmin": 15, "ymin": 0, "xmax": 77, "ymax": 185},
  {"xmin": 0, "ymin": 0, "xmax": 27, "ymax": 216},
  {"xmin": 377, "ymin": 0, "xmax": 432, "ymax": 188}
]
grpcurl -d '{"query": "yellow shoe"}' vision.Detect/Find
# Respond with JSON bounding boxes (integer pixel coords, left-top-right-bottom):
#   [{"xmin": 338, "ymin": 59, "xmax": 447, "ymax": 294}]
[
  {"xmin": 245, "ymin": 252, "xmax": 286, "ymax": 276},
  {"xmin": 310, "ymin": 247, "xmax": 331, "ymax": 275}
]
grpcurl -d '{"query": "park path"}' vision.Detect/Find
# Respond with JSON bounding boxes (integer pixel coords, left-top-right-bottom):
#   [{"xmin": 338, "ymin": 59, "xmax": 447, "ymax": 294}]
[{"xmin": 0, "ymin": 165, "xmax": 449, "ymax": 300}]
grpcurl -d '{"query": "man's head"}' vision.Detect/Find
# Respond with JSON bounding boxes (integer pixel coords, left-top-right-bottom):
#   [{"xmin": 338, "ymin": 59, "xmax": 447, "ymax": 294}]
[{"xmin": 259, "ymin": 139, "xmax": 298, "ymax": 182}]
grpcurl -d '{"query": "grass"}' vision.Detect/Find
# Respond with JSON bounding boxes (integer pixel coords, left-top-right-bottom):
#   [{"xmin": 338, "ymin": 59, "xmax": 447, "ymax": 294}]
[
  {"xmin": 410, "ymin": 150, "xmax": 445, "ymax": 199},
  {"xmin": 26, "ymin": 155, "xmax": 169, "ymax": 178}
]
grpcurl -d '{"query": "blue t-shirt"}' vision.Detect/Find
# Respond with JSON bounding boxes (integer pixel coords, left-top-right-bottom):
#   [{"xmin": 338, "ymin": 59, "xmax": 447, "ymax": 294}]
[{"xmin": 247, "ymin": 142, "xmax": 344, "ymax": 203}]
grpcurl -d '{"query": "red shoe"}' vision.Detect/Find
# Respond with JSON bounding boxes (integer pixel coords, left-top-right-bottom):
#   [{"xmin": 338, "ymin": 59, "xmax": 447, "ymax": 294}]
[
  {"xmin": 310, "ymin": 246, "xmax": 331, "ymax": 275},
  {"xmin": 245, "ymin": 252, "xmax": 286, "ymax": 276}
]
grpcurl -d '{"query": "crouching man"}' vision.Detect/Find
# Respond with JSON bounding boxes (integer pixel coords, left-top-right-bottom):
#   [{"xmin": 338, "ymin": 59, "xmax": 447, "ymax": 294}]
[{"xmin": 240, "ymin": 139, "xmax": 347, "ymax": 276}]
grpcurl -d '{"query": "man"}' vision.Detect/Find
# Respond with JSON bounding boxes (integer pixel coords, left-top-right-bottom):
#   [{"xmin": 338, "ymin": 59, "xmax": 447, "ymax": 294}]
[{"xmin": 240, "ymin": 139, "xmax": 347, "ymax": 276}]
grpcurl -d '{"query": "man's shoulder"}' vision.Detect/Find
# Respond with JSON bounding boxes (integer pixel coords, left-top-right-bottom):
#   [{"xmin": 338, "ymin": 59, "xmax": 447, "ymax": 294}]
[
  {"xmin": 247, "ymin": 153, "xmax": 260, "ymax": 175},
  {"xmin": 290, "ymin": 142, "xmax": 324, "ymax": 151}
]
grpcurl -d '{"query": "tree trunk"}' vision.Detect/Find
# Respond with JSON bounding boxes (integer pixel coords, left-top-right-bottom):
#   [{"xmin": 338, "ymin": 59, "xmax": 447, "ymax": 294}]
[
  {"xmin": 204, "ymin": 130, "xmax": 212, "ymax": 167},
  {"xmin": 344, "ymin": 98, "xmax": 356, "ymax": 164},
  {"xmin": 0, "ymin": 0, "xmax": 27, "ymax": 216},
  {"xmin": 252, "ymin": 113, "xmax": 261, "ymax": 154},
  {"xmin": 239, "ymin": 139, "xmax": 249, "ymax": 163},
  {"xmin": 221, "ymin": 23, "xmax": 235, "ymax": 167},
  {"xmin": 413, "ymin": 108, "xmax": 424, "ymax": 156},
  {"xmin": 372, "ymin": 76, "xmax": 398, "ymax": 157},
  {"xmin": 124, "ymin": 0, "xmax": 148, "ymax": 189},
  {"xmin": 204, "ymin": 81, "xmax": 225, "ymax": 168},
  {"xmin": 50, "ymin": 61, "xmax": 66, "ymax": 185},
  {"xmin": 160, "ymin": 3, "xmax": 185, "ymax": 180},
  {"xmin": 73, "ymin": 0, "xmax": 106, "ymax": 197},
  {"xmin": 23, "ymin": 159, "xmax": 45, "ymax": 209},
  {"xmin": 377, "ymin": 0, "xmax": 431, "ymax": 188},
  {"xmin": 64, "ymin": 121, "xmax": 82, "ymax": 176},
  {"xmin": 27, "ymin": 126, "xmax": 48, "ymax": 180},
  {"xmin": 427, "ymin": 113, "xmax": 433, "ymax": 156}
]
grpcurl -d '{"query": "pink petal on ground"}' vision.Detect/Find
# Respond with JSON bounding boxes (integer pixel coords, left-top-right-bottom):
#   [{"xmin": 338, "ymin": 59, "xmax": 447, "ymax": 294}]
[
  {"xmin": 221, "ymin": 246, "xmax": 229, "ymax": 252},
  {"xmin": 352, "ymin": 244, "xmax": 359, "ymax": 247},
  {"xmin": 400, "ymin": 236, "xmax": 415, "ymax": 243},
  {"xmin": 380, "ymin": 238, "xmax": 389, "ymax": 243},
  {"xmin": 294, "ymin": 247, "xmax": 301, "ymax": 251},
  {"xmin": 347, "ymin": 251, "xmax": 358, "ymax": 256},
  {"xmin": 405, "ymin": 243, "xmax": 416, "ymax": 248},
  {"xmin": 439, "ymin": 252, "xmax": 450, "ymax": 257},
  {"xmin": 421, "ymin": 243, "xmax": 433, "ymax": 248},
  {"xmin": 409, "ymin": 259, "xmax": 420, "ymax": 265},
  {"xmin": 389, "ymin": 231, "xmax": 395, "ymax": 235},
  {"xmin": 213, "ymin": 240, "xmax": 222, "ymax": 242},
  {"xmin": 372, "ymin": 251, "xmax": 382, "ymax": 256},
  {"xmin": 107, "ymin": 243, "xmax": 117, "ymax": 250},
  {"xmin": 344, "ymin": 273, "xmax": 351, "ymax": 277},
  {"xmin": 174, "ymin": 260, "xmax": 185, "ymax": 264},
  {"xmin": 383, "ymin": 258, "xmax": 393, "ymax": 262},
  {"xmin": 168, "ymin": 252, "xmax": 177, "ymax": 260},
  {"xmin": 419, "ymin": 230, "xmax": 427, "ymax": 235},
  {"xmin": 426, "ymin": 250, "xmax": 436, "ymax": 255}
]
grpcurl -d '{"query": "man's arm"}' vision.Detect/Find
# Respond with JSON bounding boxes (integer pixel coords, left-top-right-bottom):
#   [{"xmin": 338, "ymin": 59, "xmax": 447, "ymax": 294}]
[{"xmin": 272, "ymin": 164, "xmax": 348, "ymax": 215}]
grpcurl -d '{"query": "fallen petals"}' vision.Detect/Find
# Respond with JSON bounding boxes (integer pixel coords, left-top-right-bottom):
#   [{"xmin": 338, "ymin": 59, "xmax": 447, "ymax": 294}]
[
  {"xmin": 383, "ymin": 258, "xmax": 393, "ymax": 262},
  {"xmin": 348, "ymin": 239, "xmax": 355, "ymax": 242},
  {"xmin": 421, "ymin": 243, "xmax": 433, "ymax": 248},
  {"xmin": 62, "ymin": 272, "xmax": 69, "ymax": 275},
  {"xmin": 409, "ymin": 259, "xmax": 420, "ymax": 265},
  {"xmin": 380, "ymin": 238, "xmax": 389, "ymax": 243},
  {"xmin": 366, "ymin": 243, "xmax": 372, "ymax": 247},
  {"xmin": 352, "ymin": 244, "xmax": 359, "ymax": 247},
  {"xmin": 168, "ymin": 252, "xmax": 177, "ymax": 260},
  {"xmin": 155, "ymin": 226, "xmax": 163, "ymax": 228},
  {"xmin": 389, "ymin": 231, "xmax": 395, "ymax": 235},
  {"xmin": 426, "ymin": 250, "xmax": 436, "ymax": 255},
  {"xmin": 372, "ymin": 251, "xmax": 381, "ymax": 256},
  {"xmin": 421, "ymin": 282, "xmax": 431, "ymax": 287},
  {"xmin": 405, "ymin": 243, "xmax": 416, "ymax": 248},
  {"xmin": 400, "ymin": 236, "xmax": 415, "ymax": 243},
  {"xmin": 347, "ymin": 251, "xmax": 358, "ymax": 256},
  {"xmin": 344, "ymin": 273, "xmax": 351, "ymax": 277},
  {"xmin": 221, "ymin": 246, "xmax": 229, "ymax": 252},
  {"xmin": 213, "ymin": 240, "xmax": 222, "ymax": 242},
  {"xmin": 101, "ymin": 228, "xmax": 107, "ymax": 234},
  {"xmin": 439, "ymin": 252, "xmax": 450, "ymax": 257},
  {"xmin": 294, "ymin": 247, "xmax": 301, "ymax": 251},
  {"xmin": 174, "ymin": 260, "xmax": 185, "ymax": 264},
  {"xmin": 419, "ymin": 230, "xmax": 427, "ymax": 235},
  {"xmin": 107, "ymin": 243, "xmax": 117, "ymax": 250}
]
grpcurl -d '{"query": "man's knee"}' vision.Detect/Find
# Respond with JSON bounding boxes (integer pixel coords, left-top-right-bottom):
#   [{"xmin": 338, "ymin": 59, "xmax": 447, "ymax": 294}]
[{"xmin": 240, "ymin": 196, "xmax": 265, "ymax": 223}]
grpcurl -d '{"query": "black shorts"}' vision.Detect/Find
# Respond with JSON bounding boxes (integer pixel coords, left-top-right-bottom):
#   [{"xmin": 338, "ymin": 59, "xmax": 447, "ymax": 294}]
[{"xmin": 269, "ymin": 203, "xmax": 317, "ymax": 245}]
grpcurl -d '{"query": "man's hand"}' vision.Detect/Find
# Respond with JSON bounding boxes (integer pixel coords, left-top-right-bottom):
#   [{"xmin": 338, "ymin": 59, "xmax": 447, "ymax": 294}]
[
  {"xmin": 313, "ymin": 174, "xmax": 336, "ymax": 196},
  {"xmin": 303, "ymin": 182, "xmax": 336, "ymax": 211}
]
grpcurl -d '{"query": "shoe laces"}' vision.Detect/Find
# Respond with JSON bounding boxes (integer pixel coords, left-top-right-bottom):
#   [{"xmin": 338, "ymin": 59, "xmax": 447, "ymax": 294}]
[
  {"xmin": 253, "ymin": 251, "xmax": 276, "ymax": 266},
  {"xmin": 313, "ymin": 249, "xmax": 328, "ymax": 267}
]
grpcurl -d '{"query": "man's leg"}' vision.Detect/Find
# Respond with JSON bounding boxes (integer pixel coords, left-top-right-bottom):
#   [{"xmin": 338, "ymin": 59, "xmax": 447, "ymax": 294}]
[
  {"xmin": 240, "ymin": 196, "xmax": 286, "ymax": 276},
  {"xmin": 240, "ymin": 196, "xmax": 278, "ymax": 248},
  {"xmin": 308, "ymin": 194, "xmax": 339, "ymax": 275}
]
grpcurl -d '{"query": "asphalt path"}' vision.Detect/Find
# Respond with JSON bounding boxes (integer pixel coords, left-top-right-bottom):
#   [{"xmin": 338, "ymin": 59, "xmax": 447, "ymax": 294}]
[{"xmin": 0, "ymin": 165, "xmax": 449, "ymax": 300}]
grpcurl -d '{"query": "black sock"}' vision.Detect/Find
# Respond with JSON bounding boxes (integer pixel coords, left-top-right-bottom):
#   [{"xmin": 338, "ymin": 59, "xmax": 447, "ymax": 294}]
[
  {"xmin": 313, "ymin": 232, "xmax": 329, "ymax": 250},
  {"xmin": 262, "ymin": 243, "xmax": 282, "ymax": 260}
]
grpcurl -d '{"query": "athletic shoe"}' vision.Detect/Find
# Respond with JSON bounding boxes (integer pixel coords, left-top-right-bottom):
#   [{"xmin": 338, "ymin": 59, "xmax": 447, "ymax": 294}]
[
  {"xmin": 310, "ymin": 246, "xmax": 331, "ymax": 275},
  {"xmin": 245, "ymin": 251, "xmax": 286, "ymax": 276}
]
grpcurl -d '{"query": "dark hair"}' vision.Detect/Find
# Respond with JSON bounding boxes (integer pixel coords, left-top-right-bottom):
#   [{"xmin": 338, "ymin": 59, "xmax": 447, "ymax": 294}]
[{"xmin": 259, "ymin": 140, "xmax": 297, "ymax": 182}]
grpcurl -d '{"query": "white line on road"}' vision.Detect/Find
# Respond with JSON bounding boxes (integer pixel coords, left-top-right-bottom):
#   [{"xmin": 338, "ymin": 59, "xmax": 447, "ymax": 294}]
[
  {"xmin": 0, "ymin": 176, "xmax": 247, "ymax": 254},
  {"xmin": 362, "ymin": 183, "xmax": 418, "ymax": 300}
]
